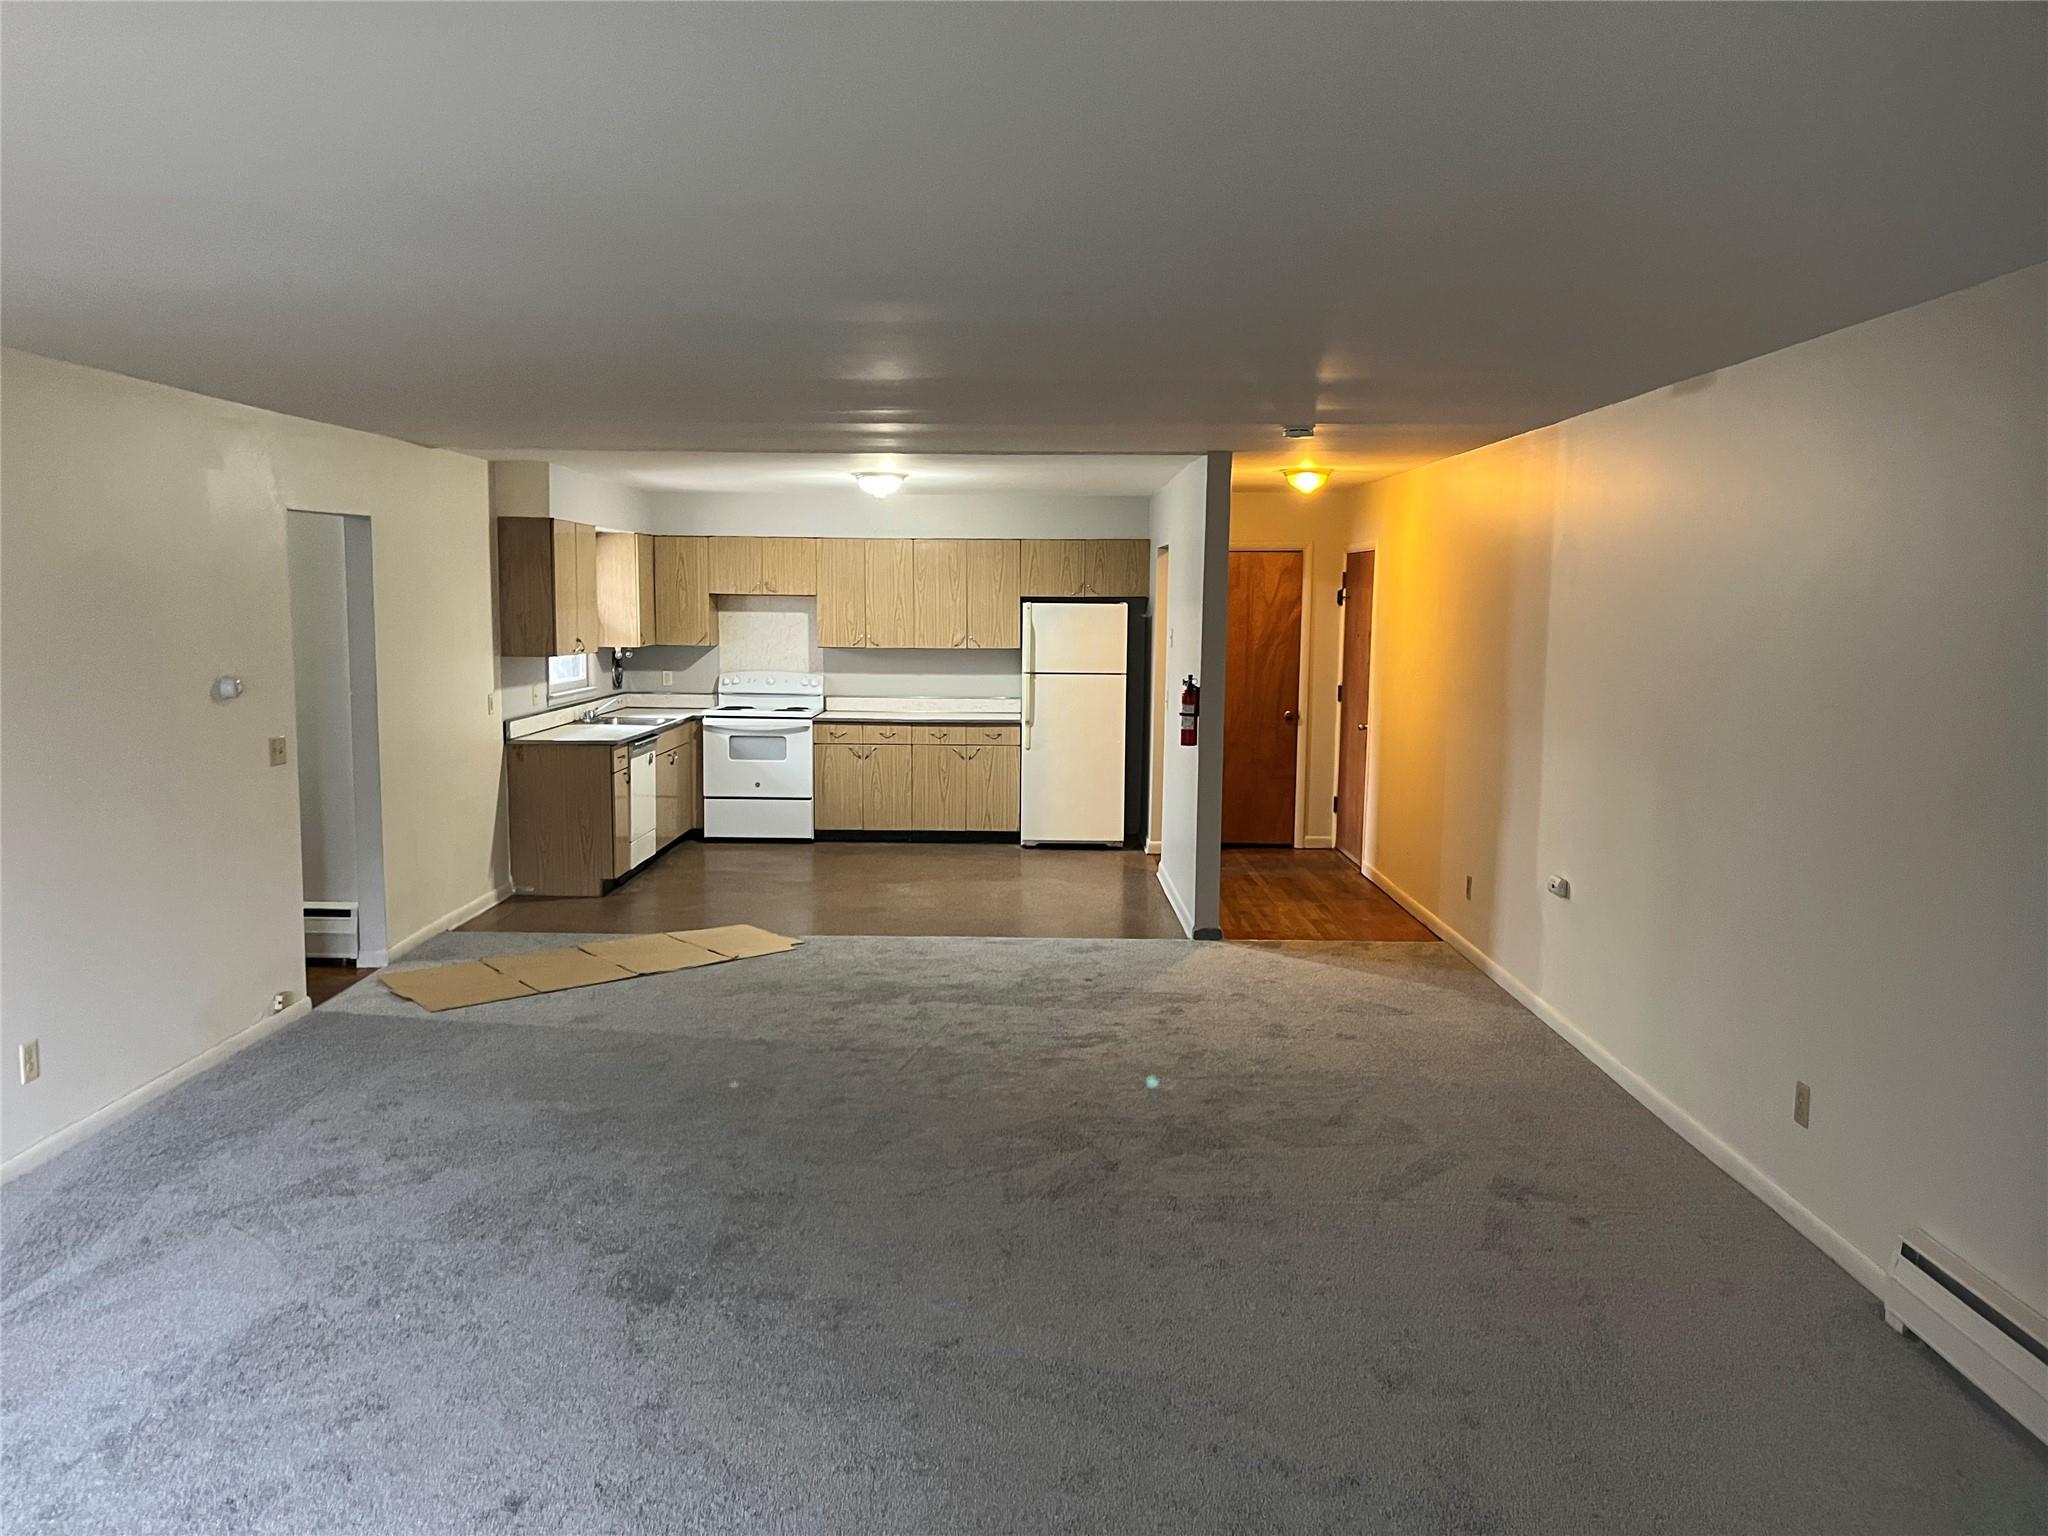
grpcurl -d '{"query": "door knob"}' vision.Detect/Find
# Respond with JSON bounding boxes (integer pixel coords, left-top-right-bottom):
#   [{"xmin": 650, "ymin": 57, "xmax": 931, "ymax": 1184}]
[
  {"xmin": 1283, "ymin": 709, "xmax": 1299, "ymax": 724},
  {"xmin": 1356, "ymin": 722, "xmax": 1367, "ymax": 731}
]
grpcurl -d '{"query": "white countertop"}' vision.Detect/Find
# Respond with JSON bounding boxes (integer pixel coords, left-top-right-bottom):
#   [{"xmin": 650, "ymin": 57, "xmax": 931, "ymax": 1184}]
[{"xmin": 819, "ymin": 696, "xmax": 1022, "ymax": 723}]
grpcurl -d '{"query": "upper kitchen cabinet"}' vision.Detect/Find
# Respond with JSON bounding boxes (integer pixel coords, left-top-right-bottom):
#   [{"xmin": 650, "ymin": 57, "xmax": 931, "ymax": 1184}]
[
  {"xmin": 966, "ymin": 539, "xmax": 1022, "ymax": 648},
  {"xmin": 914, "ymin": 540, "xmax": 969, "ymax": 649},
  {"xmin": 818, "ymin": 538, "xmax": 914, "ymax": 648},
  {"xmin": 1022, "ymin": 538, "xmax": 1148, "ymax": 598},
  {"xmin": 498, "ymin": 517, "xmax": 600, "ymax": 657},
  {"xmin": 708, "ymin": 536, "xmax": 818, "ymax": 595},
  {"xmin": 595, "ymin": 531, "xmax": 656, "ymax": 648},
  {"xmin": 1087, "ymin": 539, "xmax": 1150, "ymax": 598},
  {"xmin": 761, "ymin": 537, "xmax": 818, "ymax": 595},
  {"xmin": 652, "ymin": 535, "xmax": 716, "ymax": 646}
]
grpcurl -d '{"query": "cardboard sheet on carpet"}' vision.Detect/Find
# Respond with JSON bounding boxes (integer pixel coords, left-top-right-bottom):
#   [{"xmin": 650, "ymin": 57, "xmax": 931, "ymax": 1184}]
[
  {"xmin": 378, "ymin": 926, "xmax": 801, "ymax": 1012},
  {"xmin": 378, "ymin": 961, "xmax": 535, "ymax": 1012},
  {"xmin": 673, "ymin": 924, "xmax": 802, "ymax": 959},
  {"xmin": 578, "ymin": 934, "xmax": 731, "ymax": 974}
]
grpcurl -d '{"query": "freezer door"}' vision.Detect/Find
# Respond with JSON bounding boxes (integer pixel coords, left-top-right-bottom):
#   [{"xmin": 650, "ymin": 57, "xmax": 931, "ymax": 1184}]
[
  {"xmin": 1021, "ymin": 671, "xmax": 1126, "ymax": 844},
  {"xmin": 1025, "ymin": 601, "xmax": 1128, "ymax": 675}
]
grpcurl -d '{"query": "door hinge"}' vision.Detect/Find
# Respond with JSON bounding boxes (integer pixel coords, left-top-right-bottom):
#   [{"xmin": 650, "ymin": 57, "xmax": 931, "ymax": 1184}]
[
  {"xmin": 1336, "ymin": 586, "xmax": 1347, "ymax": 607},
  {"xmin": 1335, "ymin": 683, "xmax": 1343, "ymax": 702},
  {"xmin": 1332, "ymin": 795, "xmax": 1340, "ymax": 813}
]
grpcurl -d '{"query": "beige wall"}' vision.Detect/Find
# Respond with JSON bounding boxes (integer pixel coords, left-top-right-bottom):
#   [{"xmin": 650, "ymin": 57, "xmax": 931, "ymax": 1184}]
[
  {"xmin": 1, "ymin": 349, "xmax": 505, "ymax": 1167},
  {"xmin": 1228, "ymin": 487, "xmax": 1355, "ymax": 848},
  {"xmin": 1344, "ymin": 266, "xmax": 2047, "ymax": 1306}
]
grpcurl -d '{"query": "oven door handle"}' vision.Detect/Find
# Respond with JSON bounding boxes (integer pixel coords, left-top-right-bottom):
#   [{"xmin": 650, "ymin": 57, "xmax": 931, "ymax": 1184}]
[{"xmin": 707, "ymin": 721, "xmax": 814, "ymax": 735}]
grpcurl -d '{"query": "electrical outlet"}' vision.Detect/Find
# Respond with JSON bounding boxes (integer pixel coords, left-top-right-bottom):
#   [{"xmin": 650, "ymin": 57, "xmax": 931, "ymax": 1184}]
[
  {"xmin": 1793, "ymin": 1081, "xmax": 1811, "ymax": 1128},
  {"xmin": 1546, "ymin": 875, "xmax": 1571, "ymax": 899},
  {"xmin": 486, "ymin": 693, "xmax": 497, "ymax": 716},
  {"xmin": 1465, "ymin": 875, "xmax": 1473, "ymax": 900},
  {"xmin": 269, "ymin": 736, "xmax": 288, "ymax": 767},
  {"xmin": 19, "ymin": 1040, "xmax": 40, "ymax": 1084},
  {"xmin": 531, "ymin": 684, "xmax": 543, "ymax": 708},
  {"xmin": 272, "ymin": 991, "xmax": 294, "ymax": 1013},
  {"xmin": 661, "ymin": 671, "xmax": 674, "ymax": 686}
]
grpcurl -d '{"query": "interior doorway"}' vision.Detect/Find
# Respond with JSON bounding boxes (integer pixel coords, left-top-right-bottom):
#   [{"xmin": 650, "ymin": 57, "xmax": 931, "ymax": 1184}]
[
  {"xmin": 1221, "ymin": 548, "xmax": 1303, "ymax": 845},
  {"xmin": 1148, "ymin": 544, "xmax": 1169, "ymax": 853},
  {"xmin": 286, "ymin": 510, "xmax": 389, "ymax": 984},
  {"xmin": 1336, "ymin": 548, "xmax": 1375, "ymax": 867}
]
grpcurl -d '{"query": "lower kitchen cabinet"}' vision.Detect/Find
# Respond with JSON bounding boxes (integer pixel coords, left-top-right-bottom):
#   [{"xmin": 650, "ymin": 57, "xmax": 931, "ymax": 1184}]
[
  {"xmin": 509, "ymin": 725, "xmax": 703, "ymax": 896},
  {"xmin": 816, "ymin": 727, "xmax": 1019, "ymax": 836}
]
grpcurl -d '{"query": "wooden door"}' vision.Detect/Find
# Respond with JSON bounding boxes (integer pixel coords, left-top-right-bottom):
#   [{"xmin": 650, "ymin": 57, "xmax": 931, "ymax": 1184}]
[
  {"xmin": 1021, "ymin": 539, "xmax": 1086, "ymax": 597},
  {"xmin": 1336, "ymin": 550, "xmax": 1375, "ymax": 866},
  {"xmin": 912, "ymin": 744, "xmax": 964, "ymax": 829},
  {"xmin": 1087, "ymin": 540, "xmax": 1148, "ymax": 598},
  {"xmin": 1222, "ymin": 549, "xmax": 1303, "ymax": 845},
  {"xmin": 817, "ymin": 540, "xmax": 866, "ymax": 646},
  {"xmin": 862, "ymin": 743, "xmax": 914, "ymax": 827},
  {"xmin": 864, "ymin": 539, "xmax": 916, "ymax": 648},
  {"xmin": 815, "ymin": 744, "xmax": 865, "ymax": 830},
  {"xmin": 653, "ymin": 536, "xmax": 715, "ymax": 646},
  {"xmin": 762, "ymin": 537, "xmax": 817, "ymax": 595},
  {"xmin": 966, "ymin": 539, "xmax": 1022, "ymax": 648},
  {"xmin": 914, "ymin": 540, "xmax": 969, "ymax": 649},
  {"xmin": 708, "ymin": 536, "xmax": 763, "ymax": 594}
]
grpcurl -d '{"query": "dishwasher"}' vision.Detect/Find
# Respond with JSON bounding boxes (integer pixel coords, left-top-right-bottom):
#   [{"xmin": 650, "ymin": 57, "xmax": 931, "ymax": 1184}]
[{"xmin": 627, "ymin": 740, "xmax": 658, "ymax": 868}]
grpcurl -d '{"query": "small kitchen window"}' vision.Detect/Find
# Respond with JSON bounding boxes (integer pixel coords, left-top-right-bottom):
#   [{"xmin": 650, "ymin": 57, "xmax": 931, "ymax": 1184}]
[{"xmin": 547, "ymin": 652, "xmax": 597, "ymax": 700}]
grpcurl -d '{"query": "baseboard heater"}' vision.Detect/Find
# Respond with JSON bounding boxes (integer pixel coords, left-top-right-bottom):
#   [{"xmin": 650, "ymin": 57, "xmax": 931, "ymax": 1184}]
[
  {"xmin": 1884, "ymin": 1229, "xmax": 2047, "ymax": 1444},
  {"xmin": 303, "ymin": 902, "xmax": 360, "ymax": 963}
]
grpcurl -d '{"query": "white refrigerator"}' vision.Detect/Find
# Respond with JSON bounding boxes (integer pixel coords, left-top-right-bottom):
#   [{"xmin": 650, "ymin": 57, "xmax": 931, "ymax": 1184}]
[{"xmin": 1021, "ymin": 601, "xmax": 1128, "ymax": 845}]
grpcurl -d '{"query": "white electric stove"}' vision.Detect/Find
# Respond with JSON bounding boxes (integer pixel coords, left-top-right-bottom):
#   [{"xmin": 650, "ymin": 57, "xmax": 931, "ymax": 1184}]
[{"xmin": 702, "ymin": 672, "xmax": 824, "ymax": 840}]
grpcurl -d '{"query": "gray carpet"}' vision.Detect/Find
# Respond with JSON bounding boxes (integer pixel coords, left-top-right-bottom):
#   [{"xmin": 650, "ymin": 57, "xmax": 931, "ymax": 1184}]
[{"xmin": 3, "ymin": 936, "xmax": 2041, "ymax": 1534}]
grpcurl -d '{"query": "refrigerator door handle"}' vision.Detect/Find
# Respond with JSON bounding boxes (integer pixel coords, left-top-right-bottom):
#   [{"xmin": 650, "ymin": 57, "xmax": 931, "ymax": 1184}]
[{"xmin": 1022, "ymin": 606, "xmax": 1035, "ymax": 749}]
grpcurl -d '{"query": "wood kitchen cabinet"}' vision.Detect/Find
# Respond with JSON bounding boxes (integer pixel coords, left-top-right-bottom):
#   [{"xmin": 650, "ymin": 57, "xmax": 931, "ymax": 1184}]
[
  {"xmin": 963, "ymin": 745, "xmax": 1021, "ymax": 832},
  {"xmin": 814, "ymin": 743, "xmax": 866, "ymax": 830},
  {"xmin": 654, "ymin": 723, "xmax": 701, "ymax": 844},
  {"xmin": 652, "ymin": 535, "xmax": 716, "ymax": 647},
  {"xmin": 914, "ymin": 540, "xmax": 970, "ymax": 650},
  {"xmin": 817, "ymin": 539, "xmax": 915, "ymax": 649},
  {"xmin": 1022, "ymin": 538, "xmax": 1148, "ymax": 598},
  {"xmin": 912, "ymin": 743, "xmax": 965, "ymax": 829},
  {"xmin": 861, "ymin": 743, "xmax": 914, "ymax": 827},
  {"xmin": 708, "ymin": 536, "xmax": 818, "ymax": 595},
  {"xmin": 596, "ymin": 531, "xmax": 657, "ymax": 649},
  {"xmin": 498, "ymin": 517, "xmax": 600, "ymax": 657},
  {"xmin": 966, "ymin": 539, "xmax": 1022, "ymax": 648}
]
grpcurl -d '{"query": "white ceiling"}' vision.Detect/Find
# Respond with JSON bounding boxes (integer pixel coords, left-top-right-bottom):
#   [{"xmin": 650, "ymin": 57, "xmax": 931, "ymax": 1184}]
[
  {"xmin": 530, "ymin": 452, "xmax": 1191, "ymax": 496},
  {"xmin": 3, "ymin": 4, "xmax": 2041, "ymax": 484}
]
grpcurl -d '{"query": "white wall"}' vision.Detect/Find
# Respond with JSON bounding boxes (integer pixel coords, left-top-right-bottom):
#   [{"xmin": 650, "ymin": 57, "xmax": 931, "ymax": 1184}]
[
  {"xmin": 1, "ymin": 349, "xmax": 505, "ymax": 1168},
  {"xmin": 1149, "ymin": 453, "xmax": 1232, "ymax": 937},
  {"xmin": 644, "ymin": 489, "xmax": 1149, "ymax": 540},
  {"xmin": 1347, "ymin": 265, "xmax": 2047, "ymax": 1307},
  {"xmin": 286, "ymin": 513, "xmax": 359, "ymax": 902}
]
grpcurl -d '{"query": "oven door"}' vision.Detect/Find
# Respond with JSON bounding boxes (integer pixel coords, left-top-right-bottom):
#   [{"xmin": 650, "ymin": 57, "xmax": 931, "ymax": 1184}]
[{"xmin": 702, "ymin": 720, "xmax": 814, "ymax": 800}]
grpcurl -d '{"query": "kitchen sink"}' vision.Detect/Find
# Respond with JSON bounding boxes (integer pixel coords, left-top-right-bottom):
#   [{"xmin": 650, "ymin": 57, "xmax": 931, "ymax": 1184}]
[{"xmin": 602, "ymin": 712, "xmax": 687, "ymax": 725}]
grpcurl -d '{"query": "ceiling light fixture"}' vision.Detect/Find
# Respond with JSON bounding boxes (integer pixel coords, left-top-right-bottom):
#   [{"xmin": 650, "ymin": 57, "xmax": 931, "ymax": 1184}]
[
  {"xmin": 1283, "ymin": 468, "xmax": 1331, "ymax": 495},
  {"xmin": 853, "ymin": 472, "xmax": 906, "ymax": 498}
]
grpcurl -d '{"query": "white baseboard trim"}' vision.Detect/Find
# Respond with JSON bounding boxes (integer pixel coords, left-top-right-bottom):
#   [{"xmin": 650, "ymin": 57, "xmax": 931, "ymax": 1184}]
[
  {"xmin": 1144, "ymin": 838, "xmax": 1162, "ymax": 855},
  {"xmin": 384, "ymin": 882, "xmax": 513, "ymax": 965},
  {"xmin": 1301, "ymin": 834, "xmax": 1335, "ymax": 849},
  {"xmin": 1, "ymin": 997, "xmax": 314, "ymax": 1183},
  {"xmin": 1363, "ymin": 862, "xmax": 1886, "ymax": 1299},
  {"xmin": 1155, "ymin": 865, "xmax": 1195, "ymax": 938}
]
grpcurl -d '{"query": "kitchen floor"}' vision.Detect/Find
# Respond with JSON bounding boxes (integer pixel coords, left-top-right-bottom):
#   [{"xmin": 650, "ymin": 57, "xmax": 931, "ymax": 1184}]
[
  {"xmin": 463, "ymin": 839, "xmax": 1187, "ymax": 939},
  {"xmin": 1219, "ymin": 848, "xmax": 1438, "ymax": 941}
]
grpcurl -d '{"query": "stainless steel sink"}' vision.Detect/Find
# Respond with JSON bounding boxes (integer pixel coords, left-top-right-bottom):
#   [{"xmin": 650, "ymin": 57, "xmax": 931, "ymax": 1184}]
[{"xmin": 601, "ymin": 711, "xmax": 687, "ymax": 726}]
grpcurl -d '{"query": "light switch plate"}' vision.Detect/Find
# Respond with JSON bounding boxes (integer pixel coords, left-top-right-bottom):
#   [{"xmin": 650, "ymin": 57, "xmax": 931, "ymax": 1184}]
[
  {"xmin": 19, "ymin": 1040, "xmax": 40, "ymax": 1084},
  {"xmin": 1794, "ymin": 1081, "xmax": 1811, "ymax": 1128},
  {"xmin": 268, "ymin": 737, "xmax": 288, "ymax": 767}
]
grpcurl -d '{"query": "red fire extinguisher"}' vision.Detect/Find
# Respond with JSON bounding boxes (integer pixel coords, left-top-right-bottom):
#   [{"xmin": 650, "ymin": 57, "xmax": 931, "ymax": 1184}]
[{"xmin": 1179, "ymin": 676, "xmax": 1200, "ymax": 746}]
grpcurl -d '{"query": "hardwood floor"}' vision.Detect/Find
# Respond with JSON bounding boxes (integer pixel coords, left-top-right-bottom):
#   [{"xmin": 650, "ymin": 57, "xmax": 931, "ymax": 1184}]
[
  {"xmin": 305, "ymin": 962, "xmax": 376, "ymax": 1007},
  {"xmin": 1220, "ymin": 848, "xmax": 1437, "ymax": 941},
  {"xmin": 462, "ymin": 838, "xmax": 1187, "ymax": 939}
]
